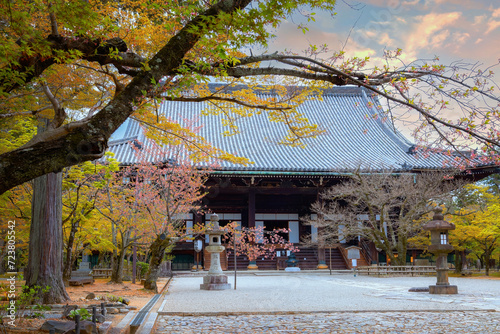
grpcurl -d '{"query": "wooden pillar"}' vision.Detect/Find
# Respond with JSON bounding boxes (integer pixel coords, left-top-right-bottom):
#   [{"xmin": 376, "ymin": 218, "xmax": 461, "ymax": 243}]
[
  {"xmin": 315, "ymin": 187, "xmax": 327, "ymax": 269},
  {"xmin": 248, "ymin": 188, "xmax": 255, "ymax": 228}
]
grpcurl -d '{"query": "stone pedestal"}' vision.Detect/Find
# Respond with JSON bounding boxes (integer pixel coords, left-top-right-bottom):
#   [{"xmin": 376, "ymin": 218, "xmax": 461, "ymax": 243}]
[
  {"xmin": 429, "ymin": 285, "xmax": 458, "ymax": 294},
  {"xmin": 285, "ymin": 267, "xmax": 300, "ymax": 272},
  {"xmin": 200, "ymin": 275, "xmax": 231, "ymax": 290}
]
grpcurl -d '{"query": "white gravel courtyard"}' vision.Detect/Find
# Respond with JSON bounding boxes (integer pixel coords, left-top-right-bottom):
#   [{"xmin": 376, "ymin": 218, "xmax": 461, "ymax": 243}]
[{"xmin": 159, "ymin": 273, "xmax": 500, "ymax": 314}]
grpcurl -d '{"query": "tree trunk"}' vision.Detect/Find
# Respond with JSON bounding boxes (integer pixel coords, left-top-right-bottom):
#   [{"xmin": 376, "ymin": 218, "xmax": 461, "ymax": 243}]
[
  {"xmin": 26, "ymin": 172, "xmax": 70, "ymax": 303},
  {"xmin": 110, "ymin": 248, "xmax": 126, "ymax": 283},
  {"xmin": 395, "ymin": 234, "xmax": 407, "ymax": 266},
  {"xmin": 484, "ymin": 250, "xmax": 491, "ymax": 276},
  {"xmin": 110, "ymin": 229, "xmax": 132, "ymax": 283},
  {"xmin": 63, "ymin": 221, "xmax": 79, "ymax": 284},
  {"xmin": 461, "ymin": 250, "xmax": 468, "ymax": 272},
  {"xmin": 125, "ymin": 252, "xmax": 130, "ymax": 276},
  {"xmin": 454, "ymin": 250, "xmax": 462, "ymax": 274},
  {"xmin": 110, "ymin": 221, "xmax": 117, "ymax": 275},
  {"xmin": 144, "ymin": 236, "xmax": 171, "ymax": 293}
]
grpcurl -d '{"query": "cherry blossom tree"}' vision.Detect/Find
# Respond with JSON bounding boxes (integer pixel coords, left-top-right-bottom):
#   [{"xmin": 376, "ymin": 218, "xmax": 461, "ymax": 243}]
[
  {"xmin": 131, "ymin": 142, "xmax": 210, "ymax": 292},
  {"xmin": 223, "ymin": 222, "xmax": 299, "ymax": 269}
]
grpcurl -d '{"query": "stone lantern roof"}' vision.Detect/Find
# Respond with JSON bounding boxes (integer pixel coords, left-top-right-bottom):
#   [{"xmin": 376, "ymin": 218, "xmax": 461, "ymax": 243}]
[{"xmin": 423, "ymin": 207, "xmax": 455, "ymax": 231}]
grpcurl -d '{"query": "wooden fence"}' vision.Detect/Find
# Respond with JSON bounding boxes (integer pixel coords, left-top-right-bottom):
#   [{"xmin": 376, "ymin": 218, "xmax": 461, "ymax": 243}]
[{"xmin": 356, "ymin": 265, "xmax": 436, "ymax": 276}]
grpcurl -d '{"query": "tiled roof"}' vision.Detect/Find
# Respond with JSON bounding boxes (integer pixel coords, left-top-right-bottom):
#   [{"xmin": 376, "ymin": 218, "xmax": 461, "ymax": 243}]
[{"xmin": 106, "ymin": 85, "xmax": 463, "ymax": 173}]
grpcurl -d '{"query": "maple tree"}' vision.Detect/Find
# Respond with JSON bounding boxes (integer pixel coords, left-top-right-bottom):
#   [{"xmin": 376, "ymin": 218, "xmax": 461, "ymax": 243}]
[
  {"xmin": 0, "ymin": 183, "xmax": 31, "ymax": 273},
  {"xmin": 61, "ymin": 160, "xmax": 114, "ymax": 283},
  {"xmin": 0, "ymin": 115, "xmax": 34, "ymax": 272},
  {"xmin": 306, "ymin": 171, "xmax": 462, "ymax": 266},
  {"xmin": 1, "ymin": 0, "xmax": 500, "ymax": 196},
  {"xmin": 449, "ymin": 184, "xmax": 500, "ymax": 276}
]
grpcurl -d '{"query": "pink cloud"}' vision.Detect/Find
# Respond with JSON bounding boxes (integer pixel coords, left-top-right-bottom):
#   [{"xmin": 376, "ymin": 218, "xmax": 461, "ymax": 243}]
[
  {"xmin": 486, "ymin": 19, "xmax": 500, "ymax": 34},
  {"xmin": 404, "ymin": 12, "xmax": 462, "ymax": 58}
]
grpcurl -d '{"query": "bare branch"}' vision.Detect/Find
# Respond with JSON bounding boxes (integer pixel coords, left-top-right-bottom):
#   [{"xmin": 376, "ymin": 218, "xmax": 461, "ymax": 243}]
[{"xmin": 40, "ymin": 82, "xmax": 67, "ymax": 129}]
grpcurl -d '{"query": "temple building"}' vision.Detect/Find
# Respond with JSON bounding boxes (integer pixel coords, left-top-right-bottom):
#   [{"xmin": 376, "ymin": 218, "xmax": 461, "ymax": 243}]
[{"xmin": 106, "ymin": 84, "xmax": 497, "ymax": 270}]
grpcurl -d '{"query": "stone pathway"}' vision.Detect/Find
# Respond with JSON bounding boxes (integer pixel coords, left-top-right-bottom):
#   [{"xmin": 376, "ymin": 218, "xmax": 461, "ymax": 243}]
[{"xmin": 155, "ymin": 311, "xmax": 500, "ymax": 333}]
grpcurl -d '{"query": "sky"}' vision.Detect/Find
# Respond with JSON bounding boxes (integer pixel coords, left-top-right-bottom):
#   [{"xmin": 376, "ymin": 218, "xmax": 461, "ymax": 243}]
[
  {"xmin": 270, "ymin": 0, "xmax": 499, "ymax": 71},
  {"xmin": 265, "ymin": 0, "xmax": 500, "ymax": 142}
]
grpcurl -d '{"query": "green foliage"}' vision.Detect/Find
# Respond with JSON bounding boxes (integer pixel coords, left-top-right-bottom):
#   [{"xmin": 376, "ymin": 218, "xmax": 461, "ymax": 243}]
[
  {"xmin": 69, "ymin": 308, "xmax": 91, "ymax": 321},
  {"xmin": 0, "ymin": 285, "xmax": 51, "ymax": 326},
  {"xmin": 106, "ymin": 294, "xmax": 124, "ymax": 303},
  {"xmin": 0, "ymin": 117, "xmax": 36, "ymax": 155},
  {"xmin": 449, "ymin": 183, "xmax": 500, "ymax": 274},
  {"xmin": 136, "ymin": 261, "xmax": 149, "ymax": 277}
]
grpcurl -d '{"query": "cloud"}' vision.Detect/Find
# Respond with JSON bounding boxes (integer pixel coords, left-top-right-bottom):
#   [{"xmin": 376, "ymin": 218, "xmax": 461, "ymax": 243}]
[
  {"xmin": 473, "ymin": 15, "xmax": 487, "ymax": 25},
  {"xmin": 269, "ymin": 21, "xmax": 345, "ymax": 53},
  {"xmin": 404, "ymin": 11, "xmax": 462, "ymax": 58},
  {"xmin": 271, "ymin": 1, "xmax": 500, "ymax": 73},
  {"xmin": 433, "ymin": 0, "xmax": 488, "ymax": 8},
  {"xmin": 379, "ymin": 32, "xmax": 395, "ymax": 47},
  {"xmin": 486, "ymin": 19, "xmax": 500, "ymax": 34}
]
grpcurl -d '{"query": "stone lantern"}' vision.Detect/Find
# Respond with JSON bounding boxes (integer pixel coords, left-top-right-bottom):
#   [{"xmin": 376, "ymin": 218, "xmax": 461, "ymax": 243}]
[
  {"xmin": 200, "ymin": 214, "xmax": 231, "ymax": 290},
  {"xmin": 423, "ymin": 207, "xmax": 458, "ymax": 294}
]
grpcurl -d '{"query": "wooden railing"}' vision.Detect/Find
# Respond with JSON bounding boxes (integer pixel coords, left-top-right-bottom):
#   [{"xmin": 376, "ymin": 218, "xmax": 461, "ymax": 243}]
[
  {"xmin": 91, "ymin": 268, "xmax": 112, "ymax": 278},
  {"xmin": 356, "ymin": 265, "xmax": 436, "ymax": 276},
  {"xmin": 337, "ymin": 244, "xmax": 351, "ymax": 269},
  {"xmin": 359, "ymin": 240, "xmax": 373, "ymax": 265}
]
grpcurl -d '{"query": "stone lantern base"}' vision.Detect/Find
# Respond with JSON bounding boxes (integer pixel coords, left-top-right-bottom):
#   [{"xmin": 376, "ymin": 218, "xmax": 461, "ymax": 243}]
[
  {"xmin": 429, "ymin": 285, "xmax": 458, "ymax": 294},
  {"xmin": 200, "ymin": 275, "xmax": 231, "ymax": 290}
]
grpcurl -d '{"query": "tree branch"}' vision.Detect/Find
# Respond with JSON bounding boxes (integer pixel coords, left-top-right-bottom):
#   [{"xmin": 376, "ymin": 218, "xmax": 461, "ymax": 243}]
[{"xmin": 41, "ymin": 83, "xmax": 67, "ymax": 129}]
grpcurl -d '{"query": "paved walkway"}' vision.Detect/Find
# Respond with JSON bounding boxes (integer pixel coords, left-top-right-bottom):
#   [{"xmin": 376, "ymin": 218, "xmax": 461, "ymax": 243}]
[{"xmin": 154, "ymin": 272, "xmax": 500, "ymax": 333}]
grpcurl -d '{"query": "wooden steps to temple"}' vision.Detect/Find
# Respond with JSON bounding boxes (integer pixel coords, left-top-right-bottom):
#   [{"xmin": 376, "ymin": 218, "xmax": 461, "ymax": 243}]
[
  {"xmin": 226, "ymin": 252, "xmax": 250, "ymax": 270},
  {"xmin": 323, "ymin": 247, "xmax": 349, "ymax": 270}
]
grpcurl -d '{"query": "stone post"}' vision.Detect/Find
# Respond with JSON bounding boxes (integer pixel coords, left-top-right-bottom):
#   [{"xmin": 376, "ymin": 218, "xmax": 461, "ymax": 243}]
[{"xmin": 200, "ymin": 214, "xmax": 231, "ymax": 290}]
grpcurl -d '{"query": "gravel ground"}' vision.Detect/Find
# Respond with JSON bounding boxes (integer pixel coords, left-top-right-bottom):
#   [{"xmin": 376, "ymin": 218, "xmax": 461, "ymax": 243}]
[
  {"xmin": 159, "ymin": 273, "xmax": 500, "ymax": 313},
  {"xmin": 154, "ymin": 273, "xmax": 500, "ymax": 333},
  {"xmin": 156, "ymin": 311, "xmax": 500, "ymax": 333}
]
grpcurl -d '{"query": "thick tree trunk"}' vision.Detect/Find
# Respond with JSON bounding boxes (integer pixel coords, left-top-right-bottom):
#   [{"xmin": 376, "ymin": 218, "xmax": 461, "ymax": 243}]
[
  {"xmin": 26, "ymin": 172, "xmax": 70, "ymax": 303},
  {"xmin": 461, "ymin": 250, "xmax": 468, "ymax": 272},
  {"xmin": 144, "ymin": 236, "xmax": 171, "ymax": 293}
]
